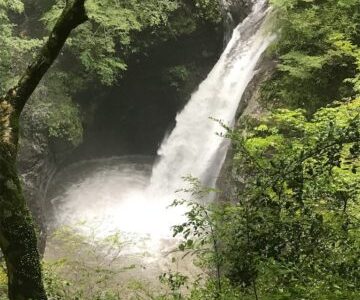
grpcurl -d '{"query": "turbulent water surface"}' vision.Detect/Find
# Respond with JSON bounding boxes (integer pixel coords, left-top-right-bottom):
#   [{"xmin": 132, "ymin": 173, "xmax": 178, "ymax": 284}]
[{"xmin": 46, "ymin": 0, "xmax": 274, "ymax": 273}]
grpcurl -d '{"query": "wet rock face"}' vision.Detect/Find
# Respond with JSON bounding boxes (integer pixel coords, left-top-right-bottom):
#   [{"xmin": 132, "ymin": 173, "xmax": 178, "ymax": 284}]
[
  {"xmin": 70, "ymin": 25, "xmax": 222, "ymax": 161},
  {"xmin": 221, "ymin": 0, "xmax": 254, "ymax": 43},
  {"xmin": 223, "ymin": 0, "xmax": 253, "ymax": 24},
  {"xmin": 216, "ymin": 54, "xmax": 277, "ymax": 201}
]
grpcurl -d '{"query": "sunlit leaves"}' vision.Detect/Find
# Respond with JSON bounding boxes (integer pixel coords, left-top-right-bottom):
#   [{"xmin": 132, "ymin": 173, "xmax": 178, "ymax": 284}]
[
  {"xmin": 22, "ymin": 73, "xmax": 84, "ymax": 145},
  {"xmin": 0, "ymin": 0, "xmax": 24, "ymax": 14},
  {"xmin": 205, "ymin": 99, "xmax": 360, "ymax": 298},
  {"xmin": 3, "ymin": 0, "xmax": 221, "ymax": 86},
  {"xmin": 0, "ymin": 1, "xmax": 42, "ymax": 93},
  {"xmin": 43, "ymin": 0, "xmax": 182, "ymax": 84},
  {"xmin": 41, "ymin": 0, "xmax": 221, "ymax": 85},
  {"xmin": 265, "ymin": 0, "xmax": 360, "ymax": 109},
  {"xmin": 278, "ymin": 52, "xmax": 327, "ymax": 79}
]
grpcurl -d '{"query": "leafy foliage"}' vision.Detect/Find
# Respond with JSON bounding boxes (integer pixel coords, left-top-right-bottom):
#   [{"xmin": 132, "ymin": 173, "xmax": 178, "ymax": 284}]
[
  {"xmin": 263, "ymin": 0, "xmax": 360, "ymax": 111},
  {"xmin": 22, "ymin": 73, "xmax": 83, "ymax": 145},
  {"xmin": 43, "ymin": 226, "xmax": 135, "ymax": 300},
  {"xmin": 192, "ymin": 0, "xmax": 222, "ymax": 23},
  {"xmin": 1, "ymin": 0, "xmax": 222, "ymax": 148},
  {"xmin": 41, "ymin": 0, "xmax": 221, "ymax": 85},
  {"xmin": 163, "ymin": 65, "xmax": 191, "ymax": 91},
  {"xmin": 226, "ymin": 99, "xmax": 359, "ymax": 296},
  {"xmin": 0, "ymin": 1, "xmax": 42, "ymax": 93},
  {"xmin": 172, "ymin": 99, "xmax": 360, "ymax": 299}
]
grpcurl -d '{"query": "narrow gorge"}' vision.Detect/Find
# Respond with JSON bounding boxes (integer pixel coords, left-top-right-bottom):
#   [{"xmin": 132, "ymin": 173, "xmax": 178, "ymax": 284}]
[{"xmin": 1, "ymin": 0, "xmax": 359, "ymax": 299}]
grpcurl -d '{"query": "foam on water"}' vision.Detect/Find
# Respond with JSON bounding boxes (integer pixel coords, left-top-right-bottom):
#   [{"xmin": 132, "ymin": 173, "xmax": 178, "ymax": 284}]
[{"xmin": 48, "ymin": 0, "xmax": 275, "ymax": 255}]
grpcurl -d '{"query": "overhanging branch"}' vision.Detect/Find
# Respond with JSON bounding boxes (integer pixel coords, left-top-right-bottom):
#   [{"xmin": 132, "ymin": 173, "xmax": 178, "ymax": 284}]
[{"xmin": 3, "ymin": 0, "xmax": 88, "ymax": 114}]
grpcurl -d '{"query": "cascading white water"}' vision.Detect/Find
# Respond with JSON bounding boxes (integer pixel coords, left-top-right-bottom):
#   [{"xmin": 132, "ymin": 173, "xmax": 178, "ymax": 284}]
[
  {"xmin": 49, "ymin": 0, "xmax": 274, "ymax": 252},
  {"xmin": 149, "ymin": 0, "xmax": 273, "ymax": 196}
]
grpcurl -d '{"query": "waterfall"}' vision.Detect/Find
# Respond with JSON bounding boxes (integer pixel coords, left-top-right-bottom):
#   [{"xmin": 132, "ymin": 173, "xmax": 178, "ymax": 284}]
[
  {"xmin": 48, "ymin": 0, "xmax": 274, "ymax": 248},
  {"xmin": 148, "ymin": 0, "xmax": 273, "ymax": 197}
]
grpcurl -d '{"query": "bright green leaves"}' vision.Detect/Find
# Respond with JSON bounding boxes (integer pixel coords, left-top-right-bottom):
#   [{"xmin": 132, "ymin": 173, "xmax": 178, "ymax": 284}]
[
  {"xmin": 221, "ymin": 99, "xmax": 360, "ymax": 297},
  {"xmin": 244, "ymin": 99, "xmax": 360, "ymax": 162},
  {"xmin": 278, "ymin": 52, "xmax": 327, "ymax": 79},
  {"xmin": 42, "ymin": 0, "xmax": 141, "ymax": 84},
  {"xmin": 0, "ymin": 0, "xmax": 24, "ymax": 15},
  {"xmin": 86, "ymin": 0, "xmax": 141, "ymax": 32},
  {"xmin": 193, "ymin": 0, "xmax": 222, "ymax": 23},
  {"xmin": 22, "ymin": 72, "xmax": 83, "ymax": 146},
  {"xmin": 266, "ymin": 0, "xmax": 360, "ymax": 109},
  {"xmin": 0, "ymin": 1, "xmax": 42, "ymax": 93},
  {"xmin": 77, "ymin": 0, "xmax": 179, "ymax": 84},
  {"xmin": 326, "ymin": 33, "xmax": 360, "ymax": 96},
  {"xmin": 3, "ymin": 0, "xmax": 222, "ymax": 87},
  {"xmin": 173, "ymin": 1, "xmax": 360, "ymax": 298},
  {"xmin": 40, "ymin": 1, "xmax": 64, "ymax": 28},
  {"xmin": 132, "ymin": 0, "xmax": 179, "ymax": 28},
  {"xmin": 270, "ymin": 0, "xmax": 298, "ymax": 10},
  {"xmin": 41, "ymin": 0, "xmax": 222, "ymax": 85},
  {"xmin": 46, "ymin": 97, "xmax": 83, "ymax": 146},
  {"xmin": 68, "ymin": 21, "xmax": 128, "ymax": 85},
  {"xmin": 24, "ymin": 94, "xmax": 83, "ymax": 146},
  {"xmin": 0, "ymin": 0, "xmax": 83, "ymax": 146},
  {"xmin": 2, "ymin": 0, "xmax": 222, "ymax": 151}
]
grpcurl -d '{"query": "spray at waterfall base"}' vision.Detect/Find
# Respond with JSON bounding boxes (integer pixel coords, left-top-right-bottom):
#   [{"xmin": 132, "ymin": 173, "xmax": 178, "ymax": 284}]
[{"xmin": 45, "ymin": 0, "xmax": 274, "ymax": 283}]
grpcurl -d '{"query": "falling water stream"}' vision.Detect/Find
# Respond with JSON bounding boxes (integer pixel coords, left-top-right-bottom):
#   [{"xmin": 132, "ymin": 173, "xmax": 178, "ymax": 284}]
[{"xmin": 46, "ymin": 0, "xmax": 275, "ymax": 278}]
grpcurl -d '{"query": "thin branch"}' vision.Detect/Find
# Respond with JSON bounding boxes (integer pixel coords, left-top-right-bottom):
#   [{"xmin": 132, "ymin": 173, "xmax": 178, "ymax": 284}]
[{"xmin": 2, "ymin": 0, "xmax": 88, "ymax": 114}]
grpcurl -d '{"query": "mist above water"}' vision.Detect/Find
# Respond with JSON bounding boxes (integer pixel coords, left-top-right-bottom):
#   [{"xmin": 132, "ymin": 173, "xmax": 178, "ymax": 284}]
[
  {"xmin": 149, "ymin": 0, "xmax": 273, "ymax": 196},
  {"xmin": 48, "ymin": 0, "xmax": 274, "ymax": 255}
]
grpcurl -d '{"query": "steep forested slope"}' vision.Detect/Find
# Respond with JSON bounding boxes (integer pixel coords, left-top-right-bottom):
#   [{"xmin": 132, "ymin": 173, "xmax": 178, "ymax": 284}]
[{"xmin": 171, "ymin": 1, "xmax": 360, "ymax": 299}]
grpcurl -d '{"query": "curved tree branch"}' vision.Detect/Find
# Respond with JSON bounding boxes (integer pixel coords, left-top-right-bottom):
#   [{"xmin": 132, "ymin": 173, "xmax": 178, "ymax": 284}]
[
  {"xmin": 0, "ymin": 1, "xmax": 88, "ymax": 299},
  {"xmin": 5, "ymin": 0, "xmax": 88, "ymax": 114}
]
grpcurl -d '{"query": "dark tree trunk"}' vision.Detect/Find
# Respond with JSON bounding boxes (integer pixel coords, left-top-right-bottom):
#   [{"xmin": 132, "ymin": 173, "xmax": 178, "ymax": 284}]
[
  {"xmin": 0, "ymin": 130, "xmax": 47, "ymax": 299},
  {"xmin": 0, "ymin": 1, "xmax": 87, "ymax": 299}
]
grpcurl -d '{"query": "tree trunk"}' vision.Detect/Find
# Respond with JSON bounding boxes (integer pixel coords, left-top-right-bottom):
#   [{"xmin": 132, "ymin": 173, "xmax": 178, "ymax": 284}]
[
  {"xmin": 0, "ymin": 118, "xmax": 46, "ymax": 299},
  {"xmin": 0, "ymin": 1, "xmax": 87, "ymax": 299}
]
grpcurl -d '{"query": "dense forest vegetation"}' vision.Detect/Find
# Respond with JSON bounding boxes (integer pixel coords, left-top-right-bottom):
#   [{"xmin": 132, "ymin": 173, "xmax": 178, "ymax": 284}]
[
  {"xmin": 180, "ymin": 0, "xmax": 360, "ymax": 298},
  {"xmin": 0, "ymin": 0, "xmax": 359, "ymax": 299}
]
